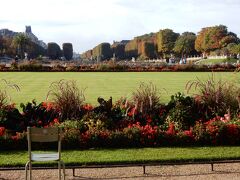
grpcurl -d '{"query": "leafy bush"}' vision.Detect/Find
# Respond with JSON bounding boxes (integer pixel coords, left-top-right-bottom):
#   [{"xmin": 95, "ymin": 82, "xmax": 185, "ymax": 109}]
[
  {"xmin": 47, "ymin": 80, "xmax": 85, "ymax": 120},
  {"xmin": 20, "ymin": 100, "xmax": 60, "ymax": 129},
  {"xmin": 82, "ymin": 97, "xmax": 124, "ymax": 130},
  {"xmin": 0, "ymin": 104, "xmax": 23, "ymax": 132},
  {"xmin": 18, "ymin": 63, "xmax": 43, "ymax": 71},
  {"xmin": 166, "ymin": 92, "xmax": 203, "ymax": 130}
]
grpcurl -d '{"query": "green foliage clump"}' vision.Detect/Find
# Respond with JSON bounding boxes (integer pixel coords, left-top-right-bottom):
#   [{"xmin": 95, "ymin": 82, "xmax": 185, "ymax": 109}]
[
  {"xmin": 62, "ymin": 43, "xmax": 73, "ymax": 60},
  {"xmin": 157, "ymin": 29, "xmax": 179, "ymax": 57},
  {"xmin": 92, "ymin": 43, "xmax": 112, "ymax": 61},
  {"xmin": 166, "ymin": 92, "xmax": 201, "ymax": 130},
  {"xmin": 47, "ymin": 42, "xmax": 62, "ymax": 60}
]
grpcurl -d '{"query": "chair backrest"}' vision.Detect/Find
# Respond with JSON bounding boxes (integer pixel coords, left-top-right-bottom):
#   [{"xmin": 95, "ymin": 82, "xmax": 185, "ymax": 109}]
[
  {"xmin": 27, "ymin": 127, "xmax": 61, "ymax": 142},
  {"xmin": 27, "ymin": 127, "xmax": 62, "ymax": 160}
]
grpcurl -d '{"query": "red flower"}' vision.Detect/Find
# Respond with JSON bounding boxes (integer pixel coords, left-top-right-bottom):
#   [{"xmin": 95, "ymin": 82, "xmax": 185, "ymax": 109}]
[
  {"xmin": 146, "ymin": 117, "xmax": 152, "ymax": 124},
  {"xmin": 83, "ymin": 104, "xmax": 93, "ymax": 111},
  {"xmin": 166, "ymin": 123, "xmax": 176, "ymax": 135},
  {"xmin": 11, "ymin": 133, "xmax": 21, "ymax": 140},
  {"xmin": 53, "ymin": 118, "xmax": 59, "ymax": 124},
  {"xmin": 128, "ymin": 107, "xmax": 136, "ymax": 117},
  {"xmin": 184, "ymin": 128, "xmax": 194, "ymax": 138},
  {"xmin": 0, "ymin": 127, "xmax": 5, "ymax": 137}
]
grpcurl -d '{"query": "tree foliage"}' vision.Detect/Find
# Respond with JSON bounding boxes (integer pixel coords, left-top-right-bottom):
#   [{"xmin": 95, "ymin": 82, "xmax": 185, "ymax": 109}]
[
  {"xmin": 174, "ymin": 32, "xmax": 196, "ymax": 57},
  {"xmin": 63, "ymin": 43, "xmax": 73, "ymax": 60},
  {"xmin": 195, "ymin": 25, "xmax": 239, "ymax": 54},
  {"xmin": 93, "ymin": 43, "xmax": 112, "ymax": 61},
  {"xmin": 125, "ymin": 39, "xmax": 138, "ymax": 59},
  {"xmin": 47, "ymin": 42, "xmax": 62, "ymax": 60},
  {"xmin": 111, "ymin": 44, "xmax": 125, "ymax": 60},
  {"xmin": 157, "ymin": 29, "xmax": 179, "ymax": 57},
  {"xmin": 141, "ymin": 42, "xmax": 156, "ymax": 59}
]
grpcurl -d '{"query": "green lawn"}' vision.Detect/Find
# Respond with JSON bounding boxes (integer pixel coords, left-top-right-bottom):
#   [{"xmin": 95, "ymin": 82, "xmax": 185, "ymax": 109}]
[
  {"xmin": 197, "ymin": 58, "xmax": 238, "ymax": 65},
  {"xmin": 0, "ymin": 72, "xmax": 239, "ymax": 107},
  {"xmin": 1, "ymin": 147, "xmax": 240, "ymax": 167}
]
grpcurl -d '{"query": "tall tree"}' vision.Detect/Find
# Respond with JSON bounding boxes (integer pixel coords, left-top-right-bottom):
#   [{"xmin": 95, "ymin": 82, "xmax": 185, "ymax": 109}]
[
  {"xmin": 12, "ymin": 33, "xmax": 30, "ymax": 59},
  {"xmin": 174, "ymin": 32, "xmax": 196, "ymax": 57},
  {"xmin": 62, "ymin": 43, "xmax": 73, "ymax": 60},
  {"xmin": 157, "ymin": 29, "xmax": 179, "ymax": 58},
  {"xmin": 47, "ymin": 42, "xmax": 62, "ymax": 60},
  {"xmin": 195, "ymin": 25, "xmax": 239, "ymax": 55}
]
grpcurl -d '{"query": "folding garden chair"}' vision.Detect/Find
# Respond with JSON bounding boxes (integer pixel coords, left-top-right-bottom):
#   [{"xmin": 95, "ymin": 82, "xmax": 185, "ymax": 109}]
[{"xmin": 25, "ymin": 127, "xmax": 65, "ymax": 180}]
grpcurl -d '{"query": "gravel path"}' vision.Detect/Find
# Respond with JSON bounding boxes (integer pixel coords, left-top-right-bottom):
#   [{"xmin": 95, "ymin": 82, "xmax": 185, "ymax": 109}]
[{"xmin": 1, "ymin": 163, "xmax": 240, "ymax": 180}]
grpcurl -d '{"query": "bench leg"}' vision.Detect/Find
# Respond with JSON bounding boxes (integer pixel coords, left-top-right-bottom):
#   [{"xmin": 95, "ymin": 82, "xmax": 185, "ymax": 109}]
[
  {"xmin": 73, "ymin": 168, "xmax": 75, "ymax": 176},
  {"xmin": 143, "ymin": 165, "xmax": 146, "ymax": 174}
]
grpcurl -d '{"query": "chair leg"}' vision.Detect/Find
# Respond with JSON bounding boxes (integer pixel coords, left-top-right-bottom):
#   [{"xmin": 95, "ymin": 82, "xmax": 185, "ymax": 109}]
[
  {"xmin": 60, "ymin": 161, "xmax": 66, "ymax": 180},
  {"xmin": 25, "ymin": 161, "xmax": 30, "ymax": 180},
  {"xmin": 58, "ymin": 161, "xmax": 61, "ymax": 180},
  {"xmin": 29, "ymin": 162, "xmax": 32, "ymax": 180}
]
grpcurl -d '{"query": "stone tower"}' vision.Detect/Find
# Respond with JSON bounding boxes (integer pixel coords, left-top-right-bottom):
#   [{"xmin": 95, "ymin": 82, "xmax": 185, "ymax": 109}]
[{"xmin": 25, "ymin": 26, "xmax": 32, "ymax": 33}]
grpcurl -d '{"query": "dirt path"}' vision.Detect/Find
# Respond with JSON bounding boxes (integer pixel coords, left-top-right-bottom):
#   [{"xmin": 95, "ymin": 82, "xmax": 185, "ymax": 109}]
[{"xmin": 1, "ymin": 163, "xmax": 240, "ymax": 180}]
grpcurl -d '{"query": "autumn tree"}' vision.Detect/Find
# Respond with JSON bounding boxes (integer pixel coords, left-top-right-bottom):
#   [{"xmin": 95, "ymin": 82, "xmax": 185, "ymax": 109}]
[
  {"xmin": 111, "ymin": 43, "xmax": 125, "ymax": 60},
  {"xmin": 62, "ymin": 43, "xmax": 73, "ymax": 60},
  {"xmin": 47, "ymin": 42, "xmax": 62, "ymax": 60},
  {"xmin": 157, "ymin": 29, "xmax": 179, "ymax": 58},
  {"xmin": 92, "ymin": 43, "xmax": 112, "ymax": 61},
  {"xmin": 174, "ymin": 32, "xmax": 196, "ymax": 57},
  {"xmin": 125, "ymin": 39, "xmax": 138, "ymax": 59},
  {"xmin": 141, "ymin": 42, "xmax": 156, "ymax": 59},
  {"xmin": 227, "ymin": 43, "xmax": 240, "ymax": 55},
  {"xmin": 195, "ymin": 25, "xmax": 239, "ymax": 56}
]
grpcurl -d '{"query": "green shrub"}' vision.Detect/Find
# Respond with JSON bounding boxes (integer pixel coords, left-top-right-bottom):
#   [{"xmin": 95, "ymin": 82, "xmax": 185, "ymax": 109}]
[
  {"xmin": 166, "ymin": 92, "xmax": 202, "ymax": 130},
  {"xmin": 62, "ymin": 43, "xmax": 73, "ymax": 60},
  {"xmin": 18, "ymin": 63, "xmax": 43, "ymax": 71},
  {"xmin": 20, "ymin": 100, "xmax": 60, "ymax": 130}
]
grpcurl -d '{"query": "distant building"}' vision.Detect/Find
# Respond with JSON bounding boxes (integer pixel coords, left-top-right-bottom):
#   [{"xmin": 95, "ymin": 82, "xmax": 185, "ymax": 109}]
[
  {"xmin": 0, "ymin": 28, "xmax": 17, "ymax": 37},
  {"xmin": 112, "ymin": 40, "xmax": 130, "ymax": 46},
  {"xmin": 24, "ymin": 26, "xmax": 47, "ymax": 49},
  {"xmin": 0, "ymin": 26, "xmax": 47, "ymax": 49}
]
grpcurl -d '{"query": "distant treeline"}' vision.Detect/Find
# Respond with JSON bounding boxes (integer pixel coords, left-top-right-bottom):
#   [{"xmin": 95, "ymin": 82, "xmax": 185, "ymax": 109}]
[
  {"xmin": 81, "ymin": 25, "xmax": 240, "ymax": 61},
  {"xmin": 0, "ymin": 33, "xmax": 73, "ymax": 60}
]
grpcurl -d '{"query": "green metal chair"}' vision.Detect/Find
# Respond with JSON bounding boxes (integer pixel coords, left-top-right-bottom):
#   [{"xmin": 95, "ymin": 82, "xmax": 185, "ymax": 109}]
[{"xmin": 25, "ymin": 127, "xmax": 65, "ymax": 180}]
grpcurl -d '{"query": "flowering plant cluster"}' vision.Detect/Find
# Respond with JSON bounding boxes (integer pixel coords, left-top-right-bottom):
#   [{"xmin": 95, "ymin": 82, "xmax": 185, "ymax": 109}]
[{"xmin": 0, "ymin": 100, "xmax": 60, "ymax": 133}]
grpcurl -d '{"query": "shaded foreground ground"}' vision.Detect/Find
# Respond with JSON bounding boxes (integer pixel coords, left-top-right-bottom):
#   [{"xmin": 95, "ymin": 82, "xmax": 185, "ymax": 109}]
[{"xmin": 1, "ymin": 163, "xmax": 240, "ymax": 180}]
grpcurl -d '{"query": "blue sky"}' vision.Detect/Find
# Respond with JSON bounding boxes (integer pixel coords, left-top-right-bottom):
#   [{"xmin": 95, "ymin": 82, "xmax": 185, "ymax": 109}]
[{"xmin": 1, "ymin": 0, "xmax": 240, "ymax": 53}]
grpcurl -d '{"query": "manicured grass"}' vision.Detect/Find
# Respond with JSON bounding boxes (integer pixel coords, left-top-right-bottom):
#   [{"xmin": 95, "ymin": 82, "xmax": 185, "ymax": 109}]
[
  {"xmin": 1, "ymin": 147, "xmax": 240, "ymax": 167},
  {"xmin": 0, "ymin": 72, "xmax": 239, "ymax": 107},
  {"xmin": 197, "ymin": 58, "xmax": 238, "ymax": 65}
]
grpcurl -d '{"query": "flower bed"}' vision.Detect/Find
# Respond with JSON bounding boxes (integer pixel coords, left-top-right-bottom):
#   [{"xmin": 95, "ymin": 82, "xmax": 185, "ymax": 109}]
[
  {"xmin": 1, "ymin": 99, "xmax": 240, "ymax": 150},
  {"xmin": 1, "ymin": 77, "xmax": 240, "ymax": 150}
]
